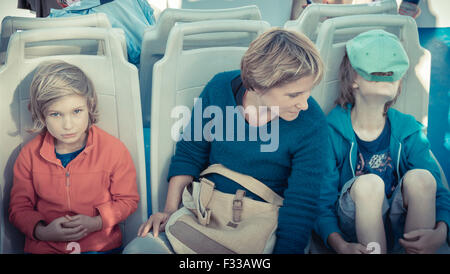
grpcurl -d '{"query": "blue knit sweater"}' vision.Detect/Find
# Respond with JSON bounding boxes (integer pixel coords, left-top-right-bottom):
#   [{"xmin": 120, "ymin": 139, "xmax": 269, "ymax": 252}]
[{"xmin": 167, "ymin": 70, "xmax": 331, "ymax": 253}]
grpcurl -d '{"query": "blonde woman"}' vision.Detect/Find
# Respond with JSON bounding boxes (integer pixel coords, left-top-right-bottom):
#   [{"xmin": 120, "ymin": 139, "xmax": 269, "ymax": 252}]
[
  {"xmin": 9, "ymin": 61, "xmax": 139, "ymax": 254},
  {"xmin": 124, "ymin": 28, "xmax": 330, "ymax": 254}
]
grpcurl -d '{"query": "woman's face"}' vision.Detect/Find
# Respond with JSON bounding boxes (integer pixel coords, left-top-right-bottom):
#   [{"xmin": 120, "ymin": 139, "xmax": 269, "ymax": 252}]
[
  {"xmin": 45, "ymin": 94, "xmax": 89, "ymax": 153},
  {"xmin": 257, "ymin": 75, "xmax": 315, "ymax": 121}
]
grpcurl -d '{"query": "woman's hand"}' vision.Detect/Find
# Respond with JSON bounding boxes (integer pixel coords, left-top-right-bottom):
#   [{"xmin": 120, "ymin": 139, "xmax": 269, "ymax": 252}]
[
  {"xmin": 137, "ymin": 212, "xmax": 171, "ymax": 238},
  {"xmin": 34, "ymin": 216, "xmax": 88, "ymax": 242},
  {"xmin": 136, "ymin": 175, "xmax": 193, "ymax": 238}
]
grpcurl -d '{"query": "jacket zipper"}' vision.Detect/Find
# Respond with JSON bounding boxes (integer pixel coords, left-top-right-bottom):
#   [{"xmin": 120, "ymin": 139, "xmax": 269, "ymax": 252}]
[
  {"xmin": 65, "ymin": 170, "xmax": 72, "ymax": 211},
  {"xmin": 349, "ymin": 142, "xmax": 355, "ymax": 176},
  {"xmin": 396, "ymin": 143, "xmax": 402, "ymax": 184}
]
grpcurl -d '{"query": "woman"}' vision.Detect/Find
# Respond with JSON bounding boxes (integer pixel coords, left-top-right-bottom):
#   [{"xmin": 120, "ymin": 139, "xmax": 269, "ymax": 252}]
[{"xmin": 124, "ymin": 28, "xmax": 330, "ymax": 254}]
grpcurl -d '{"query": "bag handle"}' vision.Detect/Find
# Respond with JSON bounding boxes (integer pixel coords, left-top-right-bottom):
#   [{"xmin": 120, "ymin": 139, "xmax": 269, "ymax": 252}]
[{"xmin": 199, "ymin": 164, "xmax": 284, "ymax": 206}]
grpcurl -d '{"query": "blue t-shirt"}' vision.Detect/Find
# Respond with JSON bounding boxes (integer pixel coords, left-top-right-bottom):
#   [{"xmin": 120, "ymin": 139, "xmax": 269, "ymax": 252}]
[
  {"xmin": 354, "ymin": 119, "xmax": 397, "ymax": 198},
  {"xmin": 55, "ymin": 146, "xmax": 85, "ymax": 168}
]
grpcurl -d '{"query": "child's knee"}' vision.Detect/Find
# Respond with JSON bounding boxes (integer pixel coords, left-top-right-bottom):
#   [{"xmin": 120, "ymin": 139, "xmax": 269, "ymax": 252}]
[
  {"xmin": 402, "ymin": 169, "xmax": 436, "ymax": 197},
  {"xmin": 350, "ymin": 174, "xmax": 385, "ymax": 203}
]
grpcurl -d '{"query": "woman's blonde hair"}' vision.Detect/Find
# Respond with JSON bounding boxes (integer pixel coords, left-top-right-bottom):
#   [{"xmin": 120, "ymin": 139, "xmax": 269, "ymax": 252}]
[
  {"xmin": 241, "ymin": 28, "xmax": 324, "ymax": 93},
  {"xmin": 336, "ymin": 52, "xmax": 402, "ymax": 115},
  {"xmin": 28, "ymin": 61, "xmax": 98, "ymax": 133}
]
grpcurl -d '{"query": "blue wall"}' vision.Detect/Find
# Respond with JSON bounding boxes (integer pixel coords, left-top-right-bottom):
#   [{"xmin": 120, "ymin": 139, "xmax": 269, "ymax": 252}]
[{"xmin": 418, "ymin": 27, "xmax": 450, "ymax": 181}]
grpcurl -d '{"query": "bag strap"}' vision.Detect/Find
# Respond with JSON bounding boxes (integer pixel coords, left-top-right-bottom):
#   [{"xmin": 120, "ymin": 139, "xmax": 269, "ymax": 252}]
[{"xmin": 199, "ymin": 164, "xmax": 284, "ymax": 206}]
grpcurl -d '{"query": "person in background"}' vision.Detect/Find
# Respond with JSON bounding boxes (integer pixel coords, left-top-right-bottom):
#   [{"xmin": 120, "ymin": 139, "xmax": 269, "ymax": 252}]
[
  {"xmin": 56, "ymin": 0, "xmax": 81, "ymax": 8},
  {"xmin": 399, "ymin": 0, "xmax": 421, "ymax": 19},
  {"xmin": 290, "ymin": 0, "xmax": 376, "ymax": 21},
  {"xmin": 49, "ymin": 0, "xmax": 156, "ymax": 66},
  {"xmin": 17, "ymin": 0, "xmax": 62, "ymax": 17}
]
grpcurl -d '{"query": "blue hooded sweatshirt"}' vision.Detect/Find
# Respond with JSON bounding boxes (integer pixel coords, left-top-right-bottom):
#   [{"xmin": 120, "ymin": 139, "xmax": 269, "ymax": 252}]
[{"xmin": 315, "ymin": 104, "xmax": 450, "ymax": 249}]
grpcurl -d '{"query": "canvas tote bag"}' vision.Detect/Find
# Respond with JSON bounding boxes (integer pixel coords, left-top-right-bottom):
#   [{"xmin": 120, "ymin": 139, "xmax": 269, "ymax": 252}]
[{"xmin": 165, "ymin": 164, "xmax": 284, "ymax": 254}]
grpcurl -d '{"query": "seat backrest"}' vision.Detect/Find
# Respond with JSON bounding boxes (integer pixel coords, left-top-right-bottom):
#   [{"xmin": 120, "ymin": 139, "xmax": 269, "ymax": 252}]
[
  {"xmin": 0, "ymin": 27, "xmax": 147, "ymax": 253},
  {"xmin": 139, "ymin": 5, "xmax": 262, "ymax": 127},
  {"xmin": 284, "ymin": 0, "xmax": 397, "ymax": 43},
  {"xmin": 150, "ymin": 19, "xmax": 270, "ymax": 213},
  {"xmin": 178, "ymin": 0, "xmax": 292, "ymax": 27},
  {"xmin": 0, "ymin": 13, "xmax": 114, "ymax": 65}
]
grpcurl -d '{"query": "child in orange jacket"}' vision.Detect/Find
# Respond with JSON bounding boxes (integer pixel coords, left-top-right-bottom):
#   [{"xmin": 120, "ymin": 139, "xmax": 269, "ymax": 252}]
[{"xmin": 9, "ymin": 61, "xmax": 139, "ymax": 254}]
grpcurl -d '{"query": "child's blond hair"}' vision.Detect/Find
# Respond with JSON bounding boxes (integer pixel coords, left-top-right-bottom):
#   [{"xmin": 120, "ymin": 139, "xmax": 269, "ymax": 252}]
[{"xmin": 28, "ymin": 61, "xmax": 98, "ymax": 133}]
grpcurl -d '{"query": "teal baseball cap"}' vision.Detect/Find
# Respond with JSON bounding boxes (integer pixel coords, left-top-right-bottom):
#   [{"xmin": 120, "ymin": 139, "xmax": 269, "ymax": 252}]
[{"xmin": 346, "ymin": 29, "xmax": 410, "ymax": 82}]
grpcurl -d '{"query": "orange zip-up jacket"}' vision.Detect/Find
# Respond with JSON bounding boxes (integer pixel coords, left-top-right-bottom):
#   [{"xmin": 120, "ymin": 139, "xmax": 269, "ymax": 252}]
[{"xmin": 9, "ymin": 125, "xmax": 140, "ymax": 254}]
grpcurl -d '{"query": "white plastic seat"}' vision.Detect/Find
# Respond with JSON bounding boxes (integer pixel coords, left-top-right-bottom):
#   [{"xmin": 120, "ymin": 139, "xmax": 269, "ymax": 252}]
[
  {"xmin": 150, "ymin": 19, "xmax": 270, "ymax": 213},
  {"xmin": 307, "ymin": 14, "xmax": 449, "ymax": 254},
  {"xmin": 284, "ymin": 0, "xmax": 397, "ymax": 43},
  {"xmin": 0, "ymin": 27, "xmax": 146, "ymax": 253},
  {"xmin": 0, "ymin": 13, "xmax": 127, "ymax": 65},
  {"xmin": 139, "ymin": 5, "xmax": 262, "ymax": 127},
  {"xmin": 179, "ymin": 0, "xmax": 292, "ymax": 27}
]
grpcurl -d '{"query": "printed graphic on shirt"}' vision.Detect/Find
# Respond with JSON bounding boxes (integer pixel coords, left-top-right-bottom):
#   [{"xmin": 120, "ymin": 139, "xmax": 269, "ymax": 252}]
[{"xmin": 355, "ymin": 149, "xmax": 397, "ymax": 198}]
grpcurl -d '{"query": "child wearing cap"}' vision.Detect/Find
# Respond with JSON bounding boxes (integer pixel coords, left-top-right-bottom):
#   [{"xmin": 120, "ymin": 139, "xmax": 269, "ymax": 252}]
[{"xmin": 315, "ymin": 29, "xmax": 450, "ymax": 254}]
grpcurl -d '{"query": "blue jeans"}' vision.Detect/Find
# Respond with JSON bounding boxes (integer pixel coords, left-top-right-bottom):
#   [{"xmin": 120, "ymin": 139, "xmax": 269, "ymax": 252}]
[
  {"xmin": 122, "ymin": 232, "xmax": 174, "ymax": 254},
  {"xmin": 337, "ymin": 176, "xmax": 407, "ymax": 252}
]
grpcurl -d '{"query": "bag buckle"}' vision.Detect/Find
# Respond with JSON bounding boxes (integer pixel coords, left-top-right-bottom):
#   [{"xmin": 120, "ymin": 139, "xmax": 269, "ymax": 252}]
[
  {"xmin": 198, "ymin": 208, "xmax": 211, "ymax": 226},
  {"xmin": 232, "ymin": 189, "xmax": 245, "ymax": 223},
  {"xmin": 232, "ymin": 199, "xmax": 243, "ymax": 210}
]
